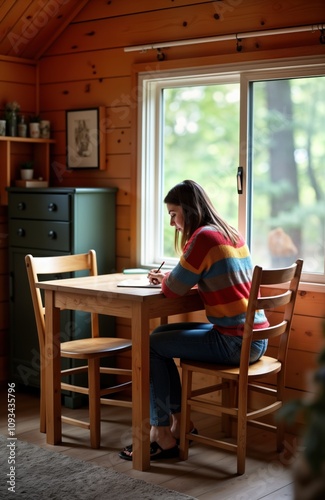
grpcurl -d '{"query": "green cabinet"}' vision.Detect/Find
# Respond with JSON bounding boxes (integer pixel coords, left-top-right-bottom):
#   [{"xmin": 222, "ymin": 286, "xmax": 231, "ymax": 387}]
[{"xmin": 8, "ymin": 187, "xmax": 117, "ymax": 406}]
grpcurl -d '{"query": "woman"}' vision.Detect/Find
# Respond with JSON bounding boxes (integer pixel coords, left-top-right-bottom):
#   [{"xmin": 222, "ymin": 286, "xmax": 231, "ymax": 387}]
[{"xmin": 119, "ymin": 180, "xmax": 268, "ymax": 461}]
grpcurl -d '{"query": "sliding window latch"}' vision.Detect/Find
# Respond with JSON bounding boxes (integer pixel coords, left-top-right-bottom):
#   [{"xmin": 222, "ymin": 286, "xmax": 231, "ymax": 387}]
[{"xmin": 237, "ymin": 166, "xmax": 243, "ymax": 194}]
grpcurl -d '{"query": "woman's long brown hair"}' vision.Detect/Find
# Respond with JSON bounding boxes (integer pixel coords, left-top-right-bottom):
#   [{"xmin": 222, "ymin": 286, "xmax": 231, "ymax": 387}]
[{"xmin": 164, "ymin": 180, "xmax": 240, "ymax": 253}]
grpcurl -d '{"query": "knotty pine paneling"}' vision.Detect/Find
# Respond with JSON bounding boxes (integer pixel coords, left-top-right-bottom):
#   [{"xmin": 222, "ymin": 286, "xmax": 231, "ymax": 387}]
[
  {"xmin": 265, "ymin": 347, "xmax": 319, "ymax": 392},
  {"xmin": 116, "ymin": 229, "xmax": 131, "ymax": 259},
  {"xmin": 76, "ymin": 0, "xmax": 212, "ymax": 21},
  {"xmin": 267, "ymin": 314, "xmax": 323, "ymax": 354},
  {"xmin": 107, "ymin": 107, "xmax": 132, "ymax": 130},
  {"xmin": 0, "ymin": 59, "xmax": 37, "ymax": 119},
  {"xmin": 262, "ymin": 287, "xmax": 325, "ymax": 315},
  {"xmin": 1, "ymin": 0, "xmax": 89, "ymax": 60},
  {"xmin": 116, "ymin": 256, "xmax": 131, "ymax": 273},
  {"xmin": 116, "ymin": 205, "xmax": 130, "ymax": 230},
  {"xmin": 104, "ymin": 178, "xmax": 131, "ymax": 206},
  {"xmin": 75, "ymin": 0, "xmax": 324, "ymax": 26},
  {"xmin": 106, "ymin": 128, "xmax": 132, "ymax": 155},
  {"xmin": 106, "ymin": 154, "xmax": 131, "ymax": 179},
  {"xmin": 39, "ymin": 41, "xmax": 324, "ymax": 89},
  {"xmin": 39, "ymin": 77, "xmax": 132, "ymax": 112},
  {"xmin": 39, "ymin": 49, "xmax": 135, "ymax": 84},
  {"xmin": 0, "ymin": 59, "xmax": 35, "ymax": 83},
  {"xmin": 45, "ymin": 0, "xmax": 325, "ymax": 57},
  {"xmin": 48, "ymin": 165, "xmax": 131, "ymax": 206}
]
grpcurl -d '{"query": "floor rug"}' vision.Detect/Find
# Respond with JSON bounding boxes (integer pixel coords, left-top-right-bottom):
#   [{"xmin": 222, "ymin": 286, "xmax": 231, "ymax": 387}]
[{"xmin": 0, "ymin": 435, "xmax": 197, "ymax": 499}]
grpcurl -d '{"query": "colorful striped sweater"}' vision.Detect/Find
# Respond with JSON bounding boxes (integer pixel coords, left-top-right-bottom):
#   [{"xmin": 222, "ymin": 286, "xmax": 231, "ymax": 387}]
[{"xmin": 161, "ymin": 226, "xmax": 269, "ymax": 336}]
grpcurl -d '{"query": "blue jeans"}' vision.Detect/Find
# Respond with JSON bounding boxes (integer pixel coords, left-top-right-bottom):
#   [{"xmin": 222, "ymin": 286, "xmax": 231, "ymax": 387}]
[{"xmin": 149, "ymin": 322, "xmax": 267, "ymax": 426}]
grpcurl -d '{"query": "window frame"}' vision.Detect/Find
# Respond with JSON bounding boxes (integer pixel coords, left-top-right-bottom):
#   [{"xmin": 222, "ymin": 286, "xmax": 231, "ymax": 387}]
[{"xmin": 136, "ymin": 56, "xmax": 325, "ymax": 290}]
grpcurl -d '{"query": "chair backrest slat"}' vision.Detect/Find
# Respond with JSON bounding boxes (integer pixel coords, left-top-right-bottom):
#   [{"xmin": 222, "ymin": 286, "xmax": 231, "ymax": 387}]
[
  {"xmin": 257, "ymin": 290, "xmax": 292, "ymax": 310},
  {"xmin": 252, "ymin": 321, "xmax": 287, "ymax": 341},
  {"xmin": 25, "ymin": 250, "xmax": 99, "ymax": 353},
  {"xmin": 27, "ymin": 252, "xmax": 97, "ymax": 276},
  {"xmin": 260, "ymin": 264, "xmax": 298, "ymax": 286},
  {"xmin": 240, "ymin": 259, "xmax": 303, "ymax": 380}
]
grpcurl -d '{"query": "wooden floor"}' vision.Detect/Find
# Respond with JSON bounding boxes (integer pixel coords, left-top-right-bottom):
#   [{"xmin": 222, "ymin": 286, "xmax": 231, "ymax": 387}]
[{"xmin": 0, "ymin": 388, "xmax": 298, "ymax": 499}]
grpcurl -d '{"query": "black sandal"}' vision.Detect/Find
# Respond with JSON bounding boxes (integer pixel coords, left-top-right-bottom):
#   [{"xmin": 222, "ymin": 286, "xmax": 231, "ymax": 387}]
[{"xmin": 119, "ymin": 441, "xmax": 179, "ymax": 461}]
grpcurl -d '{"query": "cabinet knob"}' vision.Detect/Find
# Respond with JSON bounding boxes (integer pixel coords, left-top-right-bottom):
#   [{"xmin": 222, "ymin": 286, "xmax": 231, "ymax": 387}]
[
  {"xmin": 17, "ymin": 202, "xmax": 26, "ymax": 211},
  {"xmin": 17, "ymin": 228, "xmax": 25, "ymax": 237},
  {"xmin": 48, "ymin": 230, "xmax": 57, "ymax": 239},
  {"xmin": 48, "ymin": 203, "xmax": 57, "ymax": 212}
]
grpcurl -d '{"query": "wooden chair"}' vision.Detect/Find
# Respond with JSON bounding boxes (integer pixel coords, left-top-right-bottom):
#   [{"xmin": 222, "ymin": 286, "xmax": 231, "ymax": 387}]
[
  {"xmin": 179, "ymin": 259, "xmax": 303, "ymax": 475},
  {"xmin": 25, "ymin": 250, "xmax": 132, "ymax": 448}
]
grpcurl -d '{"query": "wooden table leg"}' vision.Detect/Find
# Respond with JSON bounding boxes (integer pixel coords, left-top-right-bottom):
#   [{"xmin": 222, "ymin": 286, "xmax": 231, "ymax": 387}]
[
  {"xmin": 131, "ymin": 303, "xmax": 150, "ymax": 470},
  {"xmin": 45, "ymin": 289, "xmax": 62, "ymax": 445}
]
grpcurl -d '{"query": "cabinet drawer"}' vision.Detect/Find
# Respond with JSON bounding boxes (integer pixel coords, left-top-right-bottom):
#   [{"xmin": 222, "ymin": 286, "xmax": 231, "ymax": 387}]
[
  {"xmin": 10, "ymin": 220, "xmax": 71, "ymax": 251},
  {"xmin": 9, "ymin": 193, "xmax": 70, "ymax": 221}
]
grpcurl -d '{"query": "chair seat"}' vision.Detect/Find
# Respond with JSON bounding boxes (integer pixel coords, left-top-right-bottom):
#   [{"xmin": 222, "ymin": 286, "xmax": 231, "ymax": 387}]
[
  {"xmin": 61, "ymin": 337, "xmax": 132, "ymax": 359},
  {"xmin": 181, "ymin": 355, "xmax": 281, "ymax": 379}
]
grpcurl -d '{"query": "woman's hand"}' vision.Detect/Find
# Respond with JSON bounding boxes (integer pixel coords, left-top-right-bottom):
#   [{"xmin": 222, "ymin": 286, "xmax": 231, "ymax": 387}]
[{"xmin": 148, "ymin": 269, "xmax": 165, "ymax": 285}]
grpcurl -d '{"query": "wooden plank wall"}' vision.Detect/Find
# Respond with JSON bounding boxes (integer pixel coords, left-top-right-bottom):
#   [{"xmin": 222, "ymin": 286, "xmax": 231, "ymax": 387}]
[
  {"xmin": 0, "ymin": 0, "xmax": 324, "ymax": 390},
  {"xmin": 0, "ymin": 58, "xmax": 37, "ymax": 384}
]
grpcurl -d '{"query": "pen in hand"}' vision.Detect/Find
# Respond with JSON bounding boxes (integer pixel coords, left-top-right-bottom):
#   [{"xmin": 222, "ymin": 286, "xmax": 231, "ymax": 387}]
[
  {"xmin": 150, "ymin": 261, "xmax": 165, "ymax": 284},
  {"xmin": 155, "ymin": 261, "xmax": 165, "ymax": 274}
]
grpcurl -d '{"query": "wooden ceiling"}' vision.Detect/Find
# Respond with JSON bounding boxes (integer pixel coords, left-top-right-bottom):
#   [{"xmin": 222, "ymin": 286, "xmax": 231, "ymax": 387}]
[{"xmin": 0, "ymin": 0, "xmax": 90, "ymax": 60}]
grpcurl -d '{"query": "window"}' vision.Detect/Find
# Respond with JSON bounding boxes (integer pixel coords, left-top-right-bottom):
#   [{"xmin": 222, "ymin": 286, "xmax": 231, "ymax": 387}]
[
  {"xmin": 137, "ymin": 58, "xmax": 325, "ymax": 285},
  {"xmin": 249, "ymin": 76, "xmax": 325, "ymax": 283},
  {"xmin": 162, "ymin": 82, "xmax": 240, "ymax": 259}
]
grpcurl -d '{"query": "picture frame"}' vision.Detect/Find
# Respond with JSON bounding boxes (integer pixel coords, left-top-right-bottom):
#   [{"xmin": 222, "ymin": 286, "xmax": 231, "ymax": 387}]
[{"xmin": 66, "ymin": 107, "xmax": 105, "ymax": 169}]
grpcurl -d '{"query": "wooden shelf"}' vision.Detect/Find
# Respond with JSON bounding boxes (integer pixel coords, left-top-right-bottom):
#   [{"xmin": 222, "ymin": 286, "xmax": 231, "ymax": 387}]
[
  {"xmin": 0, "ymin": 137, "xmax": 56, "ymax": 205},
  {"xmin": 0, "ymin": 136, "xmax": 55, "ymax": 144}
]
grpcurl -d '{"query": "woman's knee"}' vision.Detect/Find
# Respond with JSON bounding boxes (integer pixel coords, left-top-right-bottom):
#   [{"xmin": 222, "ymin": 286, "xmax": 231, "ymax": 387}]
[
  {"xmin": 150, "ymin": 329, "xmax": 177, "ymax": 357},
  {"xmin": 150, "ymin": 329, "xmax": 165, "ymax": 354}
]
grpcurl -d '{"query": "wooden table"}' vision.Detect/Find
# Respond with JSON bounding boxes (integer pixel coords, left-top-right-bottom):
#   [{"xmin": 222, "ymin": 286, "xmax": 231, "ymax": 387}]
[{"xmin": 36, "ymin": 273, "xmax": 203, "ymax": 470}]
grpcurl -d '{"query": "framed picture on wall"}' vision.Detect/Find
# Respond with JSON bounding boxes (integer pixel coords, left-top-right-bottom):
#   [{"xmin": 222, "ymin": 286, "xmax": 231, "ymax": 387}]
[{"xmin": 66, "ymin": 107, "xmax": 105, "ymax": 169}]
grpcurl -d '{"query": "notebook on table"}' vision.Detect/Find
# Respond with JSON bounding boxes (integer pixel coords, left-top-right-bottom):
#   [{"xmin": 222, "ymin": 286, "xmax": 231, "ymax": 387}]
[{"xmin": 117, "ymin": 278, "xmax": 161, "ymax": 288}]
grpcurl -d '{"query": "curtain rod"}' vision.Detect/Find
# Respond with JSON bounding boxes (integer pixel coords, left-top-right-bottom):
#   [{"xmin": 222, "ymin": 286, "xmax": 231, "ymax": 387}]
[{"xmin": 124, "ymin": 23, "xmax": 324, "ymax": 52}]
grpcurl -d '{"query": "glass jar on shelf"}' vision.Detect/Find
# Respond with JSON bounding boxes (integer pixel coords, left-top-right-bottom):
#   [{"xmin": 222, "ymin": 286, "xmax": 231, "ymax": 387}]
[{"xmin": 18, "ymin": 115, "xmax": 27, "ymax": 138}]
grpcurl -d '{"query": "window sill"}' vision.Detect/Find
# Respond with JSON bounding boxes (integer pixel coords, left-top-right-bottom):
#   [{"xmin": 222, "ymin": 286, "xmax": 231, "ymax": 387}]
[
  {"xmin": 263, "ymin": 281, "xmax": 324, "ymax": 294},
  {"xmin": 299, "ymin": 281, "xmax": 325, "ymax": 294}
]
